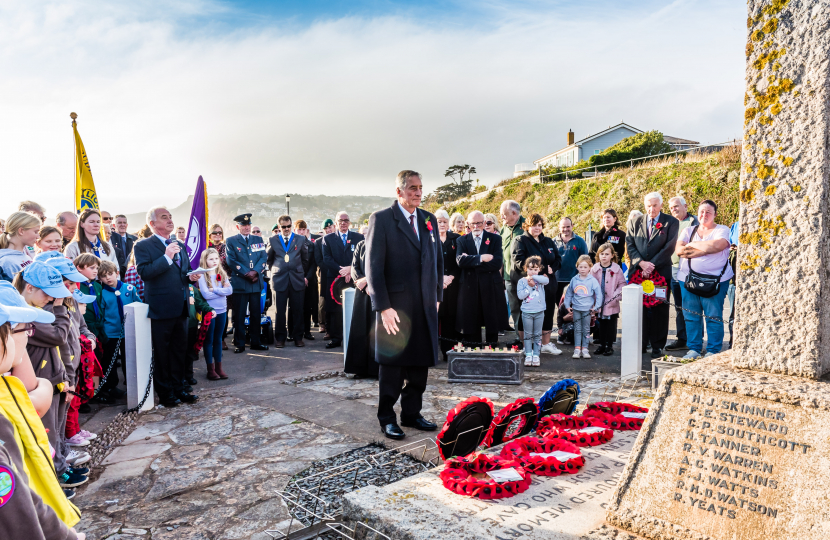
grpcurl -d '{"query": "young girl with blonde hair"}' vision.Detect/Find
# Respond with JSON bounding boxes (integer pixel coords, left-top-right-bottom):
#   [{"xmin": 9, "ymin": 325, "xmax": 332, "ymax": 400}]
[{"xmin": 197, "ymin": 248, "xmax": 233, "ymax": 380}]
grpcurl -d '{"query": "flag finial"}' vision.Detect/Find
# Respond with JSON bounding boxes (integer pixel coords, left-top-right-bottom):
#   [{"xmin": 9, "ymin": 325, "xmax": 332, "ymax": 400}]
[{"xmin": 70, "ymin": 112, "xmax": 77, "ymax": 120}]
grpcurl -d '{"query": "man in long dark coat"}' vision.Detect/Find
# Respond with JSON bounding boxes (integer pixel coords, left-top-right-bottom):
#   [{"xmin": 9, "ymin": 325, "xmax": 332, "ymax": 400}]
[
  {"xmin": 456, "ymin": 210, "xmax": 507, "ymax": 347},
  {"xmin": 366, "ymin": 170, "xmax": 443, "ymax": 440}
]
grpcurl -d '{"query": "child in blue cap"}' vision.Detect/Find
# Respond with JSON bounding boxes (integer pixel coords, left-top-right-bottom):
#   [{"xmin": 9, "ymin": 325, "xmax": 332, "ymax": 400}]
[
  {"xmin": 12, "ymin": 262, "xmax": 88, "ymax": 495},
  {"xmin": 98, "ymin": 261, "xmax": 139, "ymax": 398}
]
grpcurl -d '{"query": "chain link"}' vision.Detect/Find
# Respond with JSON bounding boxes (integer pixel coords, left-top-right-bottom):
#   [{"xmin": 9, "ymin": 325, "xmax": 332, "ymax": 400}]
[{"xmin": 67, "ymin": 333, "xmax": 121, "ymax": 403}]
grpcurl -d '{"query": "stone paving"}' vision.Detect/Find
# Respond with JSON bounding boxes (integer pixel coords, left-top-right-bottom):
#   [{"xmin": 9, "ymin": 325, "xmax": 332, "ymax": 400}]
[{"xmin": 76, "ymin": 389, "xmax": 363, "ymax": 540}]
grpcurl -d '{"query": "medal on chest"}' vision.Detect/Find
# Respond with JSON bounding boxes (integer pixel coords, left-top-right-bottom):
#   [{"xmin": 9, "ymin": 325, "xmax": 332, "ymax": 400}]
[{"xmin": 284, "ymin": 254, "xmax": 290, "ymax": 263}]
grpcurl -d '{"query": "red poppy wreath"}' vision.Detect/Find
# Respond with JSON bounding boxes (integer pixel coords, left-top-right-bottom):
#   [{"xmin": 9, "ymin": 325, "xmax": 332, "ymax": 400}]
[
  {"xmin": 628, "ymin": 269, "xmax": 667, "ymax": 308},
  {"xmin": 439, "ymin": 453, "xmax": 532, "ymax": 499},
  {"xmin": 499, "ymin": 436, "xmax": 585, "ymax": 476},
  {"xmin": 584, "ymin": 402, "xmax": 649, "ymax": 430},
  {"xmin": 482, "ymin": 397, "xmax": 538, "ymax": 448},
  {"xmin": 436, "ymin": 396, "xmax": 494, "ymax": 460},
  {"xmin": 535, "ymin": 414, "xmax": 614, "ymax": 447}
]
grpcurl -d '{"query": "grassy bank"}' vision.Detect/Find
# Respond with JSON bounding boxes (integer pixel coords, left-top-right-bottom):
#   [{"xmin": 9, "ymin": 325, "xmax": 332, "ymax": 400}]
[{"xmin": 429, "ymin": 146, "xmax": 741, "ymax": 235}]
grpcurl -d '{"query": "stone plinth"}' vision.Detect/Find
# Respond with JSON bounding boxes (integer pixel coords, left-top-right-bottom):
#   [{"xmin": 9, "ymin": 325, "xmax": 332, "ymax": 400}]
[
  {"xmin": 448, "ymin": 351, "xmax": 525, "ymax": 384},
  {"xmin": 733, "ymin": 0, "xmax": 830, "ymax": 378},
  {"xmin": 606, "ymin": 353, "xmax": 830, "ymax": 539},
  {"xmin": 343, "ymin": 430, "xmax": 639, "ymax": 539}
]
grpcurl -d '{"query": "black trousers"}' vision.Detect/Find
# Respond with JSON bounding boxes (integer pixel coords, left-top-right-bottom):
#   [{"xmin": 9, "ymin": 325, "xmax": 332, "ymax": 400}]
[
  {"xmin": 377, "ymin": 364, "xmax": 429, "ymax": 425},
  {"xmin": 275, "ymin": 286, "xmax": 304, "ymax": 342},
  {"xmin": 101, "ymin": 338, "xmax": 124, "ymax": 393},
  {"xmin": 598, "ymin": 315, "xmax": 619, "ymax": 347},
  {"xmin": 233, "ymin": 291, "xmax": 262, "ymax": 347},
  {"xmin": 151, "ymin": 317, "xmax": 188, "ymax": 399},
  {"xmin": 305, "ymin": 283, "xmax": 318, "ymax": 329},
  {"xmin": 185, "ymin": 324, "xmax": 199, "ymax": 378},
  {"xmin": 643, "ymin": 281, "xmax": 672, "ymax": 350},
  {"xmin": 327, "ymin": 305, "xmax": 343, "ymax": 341},
  {"xmin": 671, "ymin": 279, "xmax": 687, "ymax": 342}
]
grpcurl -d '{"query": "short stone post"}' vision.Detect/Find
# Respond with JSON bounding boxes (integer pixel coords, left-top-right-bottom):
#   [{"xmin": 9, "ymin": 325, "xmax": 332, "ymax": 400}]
[
  {"xmin": 342, "ymin": 288, "xmax": 355, "ymax": 360},
  {"xmin": 620, "ymin": 284, "xmax": 643, "ymax": 379},
  {"xmin": 124, "ymin": 303, "xmax": 154, "ymax": 412}
]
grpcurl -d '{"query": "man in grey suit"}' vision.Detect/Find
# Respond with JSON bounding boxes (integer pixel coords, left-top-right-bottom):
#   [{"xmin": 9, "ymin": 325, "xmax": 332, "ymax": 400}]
[
  {"xmin": 625, "ymin": 192, "xmax": 679, "ymax": 359},
  {"xmin": 267, "ymin": 215, "xmax": 311, "ymax": 348}
]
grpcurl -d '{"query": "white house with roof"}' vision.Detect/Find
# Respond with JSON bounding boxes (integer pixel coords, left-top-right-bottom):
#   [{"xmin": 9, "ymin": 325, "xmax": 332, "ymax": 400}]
[{"xmin": 514, "ymin": 123, "xmax": 699, "ymax": 176}]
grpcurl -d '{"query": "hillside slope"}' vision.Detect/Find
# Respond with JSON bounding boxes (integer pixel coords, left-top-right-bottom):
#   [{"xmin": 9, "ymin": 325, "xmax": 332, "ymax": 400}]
[{"xmin": 431, "ymin": 147, "xmax": 740, "ymax": 235}]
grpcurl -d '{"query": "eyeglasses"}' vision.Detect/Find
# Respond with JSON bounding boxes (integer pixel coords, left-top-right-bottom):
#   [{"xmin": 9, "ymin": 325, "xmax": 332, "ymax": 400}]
[
  {"xmin": 252, "ymin": 230, "xmax": 262, "ymax": 234},
  {"xmin": 337, "ymin": 219, "xmax": 350, "ymax": 223},
  {"xmin": 469, "ymin": 221, "xmax": 484, "ymax": 226},
  {"xmin": 485, "ymin": 221, "xmax": 494, "ymax": 226},
  {"xmin": 211, "ymin": 231, "xmax": 223, "ymax": 236},
  {"xmin": 280, "ymin": 224, "xmax": 292, "ymax": 229},
  {"xmin": 12, "ymin": 324, "xmax": 35, "ymax": 337},
  {"xmin": 102, "ymin": 217, "xmax": 113, "ymax": 222}
]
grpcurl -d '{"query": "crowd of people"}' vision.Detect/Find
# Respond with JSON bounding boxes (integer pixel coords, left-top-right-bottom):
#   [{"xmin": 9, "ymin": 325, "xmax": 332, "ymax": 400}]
[{"xmin": 0, "ymin": 184, "xmax": 738, "ymax": 536}]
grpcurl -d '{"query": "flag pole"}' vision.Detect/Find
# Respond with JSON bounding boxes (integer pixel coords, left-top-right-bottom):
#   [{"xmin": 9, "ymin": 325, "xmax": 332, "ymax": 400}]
[{"xmin": 70, "ymin": 112, "xmax": 78, "ymax": 214}]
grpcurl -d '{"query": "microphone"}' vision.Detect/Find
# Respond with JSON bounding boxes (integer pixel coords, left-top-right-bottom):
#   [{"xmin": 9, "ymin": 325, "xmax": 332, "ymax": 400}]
[{"xmin": 165, "ymin": 238, "xmax": 179, "ymax": 264}]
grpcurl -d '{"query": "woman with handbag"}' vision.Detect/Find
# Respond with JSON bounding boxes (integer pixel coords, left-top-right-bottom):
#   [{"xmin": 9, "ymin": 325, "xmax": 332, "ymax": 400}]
[{"xmin": 674, "ymin": 200, "xmax": 733, "ymax": 360}]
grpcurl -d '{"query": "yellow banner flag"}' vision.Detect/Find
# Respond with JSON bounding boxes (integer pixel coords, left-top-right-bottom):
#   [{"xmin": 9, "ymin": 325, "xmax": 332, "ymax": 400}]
[{"xmin": 72, "ymin": 113, "xmax": 99, "ymax": 213}]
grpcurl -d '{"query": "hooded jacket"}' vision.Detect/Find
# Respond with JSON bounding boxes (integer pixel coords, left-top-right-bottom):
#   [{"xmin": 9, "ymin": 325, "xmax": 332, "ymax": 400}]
[
  {"xmin": 27, "ymin": 304, "xmax": 70, "ymax": 388},
  {"xmin": 0, "ymin": 248, "xmax": 32, "ymax": 279},
  {"xmin": 42, "ymin": 303, "xmax": 94, "ymax": 388}
]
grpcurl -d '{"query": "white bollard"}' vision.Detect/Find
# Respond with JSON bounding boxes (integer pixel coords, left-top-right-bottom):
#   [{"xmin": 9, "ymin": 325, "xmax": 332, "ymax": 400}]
[
  {"xmin": 342, "ymin": 288, "xmax": 355, "ymax": 362},
  {"xmin": 124, "ymin": 303, "xmax": 154, "ymax": 411},
  {"xmin": 621, "ymin": 284, "xmax": 644, "ymax": 379}
]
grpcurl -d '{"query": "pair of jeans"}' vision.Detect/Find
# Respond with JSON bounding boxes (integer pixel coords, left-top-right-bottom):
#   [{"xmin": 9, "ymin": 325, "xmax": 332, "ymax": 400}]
[
  {"xmin": 204, "ymin": 312, "xmax": 227, "ymax": 364},
  {"xmin": 522, "ymin": 311, "xmax": 544, "ymax": 356},
  {"xmin": 573, "ymin": 310, "xmax": 591, "ymax": 349},
  {"xmin": 679, "ymin": 282, "xmax": 729, "ymax": 354},
  {"xmin": 671, "ymin": 279, "xmax": 687, "ymax": 342}
]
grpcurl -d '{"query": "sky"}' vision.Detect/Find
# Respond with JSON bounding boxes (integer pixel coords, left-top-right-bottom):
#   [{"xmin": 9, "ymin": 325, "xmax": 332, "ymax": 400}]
[{"xmin": 1, "ymin": 0, "xmax": 747, "ymax": 219}]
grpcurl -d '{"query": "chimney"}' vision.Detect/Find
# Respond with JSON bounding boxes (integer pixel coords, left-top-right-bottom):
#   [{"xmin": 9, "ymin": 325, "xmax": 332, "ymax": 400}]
[{"xmin": 567, "ymin": 129, "xmax": 574, "ymax": 146}]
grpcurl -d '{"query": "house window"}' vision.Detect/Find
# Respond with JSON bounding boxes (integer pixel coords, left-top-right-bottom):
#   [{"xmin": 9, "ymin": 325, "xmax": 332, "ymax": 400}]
[{"xmin": 594, "ymin": 150, "xmax": 600, "ymax": 155}]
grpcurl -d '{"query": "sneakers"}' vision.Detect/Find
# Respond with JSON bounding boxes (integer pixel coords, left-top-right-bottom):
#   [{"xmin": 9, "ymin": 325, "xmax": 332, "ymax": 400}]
[
  {"xmin": 541, "ymin": 343, "xmax": 562, "ymax": 355},
  {"xmin": 66, "ymin": 449, "xmax": 91, "ymax": 466},
  {"xmin": 581, "ymin": 349, "xmax": 591, "ymax": 359},
  {"xmin": 525, "ymin": 355, "xmax": 532, "ymax": 367},
  {"xmin": 681, "ymin": 350, "xmax": 702, "ymax": 360},
  {"xmin": 59, "ymin": 470, "xmax": 88, "ymax": 488},
  {"xmin": 66, "ymin": 434, "xmax": 90, "ymax": 447},
  {"xmin": 63, "ymin": 488, "xmax": 76, "ymax": 500},
  {"xmin": 78, "ymin": 429, "xmax": 97, "ymax": 441},
  {"xmin": 704, "ymin": 352, "xmax": 717, "ymax": 358},
  {"xmin": 572, "ymin": 347, "xmax": 581, "ymax": 359},
  {"xmin": 532, "ymin": 356, "xmax": 540, "ymax": 367},
  {"xmin": 67, "ymin": 466, "xmax": 90, "ymax": 476}
]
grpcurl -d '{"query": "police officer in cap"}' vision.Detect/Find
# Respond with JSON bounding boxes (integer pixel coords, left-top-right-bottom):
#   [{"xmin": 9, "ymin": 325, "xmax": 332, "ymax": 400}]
[{"xmin": 226, "ymin": 213, "xmax": 269, "ymax": 353}]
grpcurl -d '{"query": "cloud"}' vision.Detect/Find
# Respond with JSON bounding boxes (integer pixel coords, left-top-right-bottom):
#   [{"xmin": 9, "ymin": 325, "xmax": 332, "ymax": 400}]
[{"xmin": 0, "ymin": 0, "xmax": 745, "ymax": 219}]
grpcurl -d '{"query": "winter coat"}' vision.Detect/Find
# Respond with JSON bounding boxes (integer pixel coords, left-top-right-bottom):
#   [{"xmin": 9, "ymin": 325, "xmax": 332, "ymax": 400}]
[
  {"xmin": 590, "ymin": 262, "xmax": 626, "ymax": 316},
  {"xmin": 0, "ymin": 248, "xmax": 33, "ymax": 279},
  {"xmin": 27, "ymin": 304, "xmax": 70, "ymax": 388}
]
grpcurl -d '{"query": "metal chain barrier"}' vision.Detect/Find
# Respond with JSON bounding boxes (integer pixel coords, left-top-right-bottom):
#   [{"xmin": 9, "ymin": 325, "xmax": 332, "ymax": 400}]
[{"xmin": 67, "ymin": 333, "xmax": 122, "ymax": 404}]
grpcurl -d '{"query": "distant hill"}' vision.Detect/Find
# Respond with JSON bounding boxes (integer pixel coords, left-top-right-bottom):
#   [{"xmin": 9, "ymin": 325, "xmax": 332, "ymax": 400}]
[{"xmin": 124, "ymin": 194, "xmax": 393, "ymax": 237}]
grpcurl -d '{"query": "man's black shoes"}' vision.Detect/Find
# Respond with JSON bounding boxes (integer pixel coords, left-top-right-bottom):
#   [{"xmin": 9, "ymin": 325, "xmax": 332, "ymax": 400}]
[
  {"xmin": 665, "ymin": 340, "xmax": 688, "ymax": 351},
  {"xmin": 401, "ymin": 417, "xmax": 437, "ymax": 431},
  {"xmin": 326, "ymin": 340, "xmax": 342, "ymax": 349},
  {"xmin": 176, "ymin": 391, "xmax": 199, "ymax": 404},
  {"xmin": 186, "ymin": 377, "xmax": 198, "ymax": 386},
  {"xmin": 160, "ymin": 396, "xmax": 180, "ymax": 408},
  {"xmin": 250, "ymin": 344, "xmax": 269, "ymax": 351},
  {"xmin": 303, "ymin": 332, "xmax": 315, "ymax": 341},
  {"xmin": 234, "ymin": 347, "xmax": 245, "ymax": 353},
  {"xmin": 650, "ymin": 348, "xmax": 663, "ymax": 359},
  {"xmin": 381, "ymin": 423, "xmax": 405, "ymax": 440}
]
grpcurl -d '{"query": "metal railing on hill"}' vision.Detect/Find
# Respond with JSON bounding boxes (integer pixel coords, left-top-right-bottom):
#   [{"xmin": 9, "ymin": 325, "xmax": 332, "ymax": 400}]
[{"xmin": 444, "ymin": 140, "xmax": 740, "ymax": 206}]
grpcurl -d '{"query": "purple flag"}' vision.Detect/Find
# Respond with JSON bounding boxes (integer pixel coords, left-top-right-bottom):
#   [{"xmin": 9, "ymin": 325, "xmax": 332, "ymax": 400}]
[{"xmin": 185, "ymin": 176, "xmax": 209, "ymax": 270}]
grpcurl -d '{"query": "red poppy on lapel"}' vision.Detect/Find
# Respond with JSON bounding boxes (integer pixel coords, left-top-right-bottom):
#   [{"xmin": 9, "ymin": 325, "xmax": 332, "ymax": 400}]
[
  {"xmin": 654, "ymin": 222, "xmax": 663, "ymax": 230},
  {"xmin": 548, "ymin": 248, "xmax": 553, "ymax": 253},
  {"xmin": 347, "ymin": 239, "xmax": 351, "ymax": 243},
  {"xmin": 485, "ymin": 239, "xmax": 490, "ymax": 245},
  {"xmin": 425, "ymin": 218, "xmax": 433, "ymax": 231}
]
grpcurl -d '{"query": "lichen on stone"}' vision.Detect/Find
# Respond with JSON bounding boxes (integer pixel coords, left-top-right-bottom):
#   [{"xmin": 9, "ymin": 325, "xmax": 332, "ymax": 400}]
[
  {"xmin": 756, "ymin": 162, "xmax": 775, "ymax": 179},
  {"xmin": 764, "ymin": 185, "xmax": 777, "ymax": 196}
]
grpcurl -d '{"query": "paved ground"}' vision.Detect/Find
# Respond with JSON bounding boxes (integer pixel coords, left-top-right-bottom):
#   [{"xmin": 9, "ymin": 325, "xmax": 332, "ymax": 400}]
[{"xmin": 74, "ymin": 301, "xmax": 724, "ymax": 539}]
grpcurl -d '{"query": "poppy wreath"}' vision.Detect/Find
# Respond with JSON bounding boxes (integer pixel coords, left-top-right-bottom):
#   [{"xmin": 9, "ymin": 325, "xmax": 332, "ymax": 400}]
[
  {"xmin": 584, "ymin": 402, "xmax": 649, "ymax": 430},
  {"xmin": 628, "ymin": 269, "xmax": 668, "ymax": 308},
  {"xmin": 535, "ymin": 414, "xmax": 613, "ymax": 447},
  {"xmin": 329, "ymin": 275, "xmax": 355, "ymax": 306},
  {"xmin": 437, "ymin": 396, "xmax": 494, "ymax": 460},
  {"xmin": 439, "ymin": 453, "xmax": 531, "ymax": 499},
  {"xmin": 483, "ymin": 397, "xmax": 538, "ymax": 448},
  {"xmin": 499, "ymin": 436, "xmax": 585, "ymax": 476}
]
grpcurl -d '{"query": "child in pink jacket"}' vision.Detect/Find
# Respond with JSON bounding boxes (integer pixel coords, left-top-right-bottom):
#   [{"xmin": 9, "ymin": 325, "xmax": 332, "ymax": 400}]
[{"xmin": 590, "ymin": 242, "xmax": 626, "ymax": 356}]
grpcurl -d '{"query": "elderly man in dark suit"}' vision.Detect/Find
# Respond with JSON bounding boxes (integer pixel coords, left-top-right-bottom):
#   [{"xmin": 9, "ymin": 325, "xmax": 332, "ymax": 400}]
[
  {"xmin": 134, "ymin": 206, "xmax": 200, "ymax": 407},
  {"xmin": 315, "ymin": 219, "xmax": 335, "ymax": 337},
  {"xmin": 226, "ymin": 213, "xmax": 270, "ymax": 353},
  {"xmin": 321, "ymin": 212, "xmax": 364, "ymax": 349},
  {"xmin": 267, "ymin": 215, "xmax": 310, "ymax": 348},
  {"xmin": 625, "ymin": 192, "xmax": 680, "ymax": 358},
  {"xmin": 366, "ymin": 170, "xmax": 443, "ymax": 440},
  {"xmin": 456, "ymin": 210, "xmax": 507, "ymax": 347}
]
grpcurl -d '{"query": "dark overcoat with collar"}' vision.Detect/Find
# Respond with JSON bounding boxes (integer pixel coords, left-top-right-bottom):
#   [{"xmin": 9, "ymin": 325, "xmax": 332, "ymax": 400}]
[
  {"xmin": 455, "ymin": 230, "xmax": 510, "ymax": 334},
  {"xmin": 321, "ymin": 230, "xmax": 364, "ymax": 309},
  {"xmin": 267, "ymin": 234, "xmax": 311, "ymax": 292},
  {"xmin": 225, "ymin": 233, "xmax": 267, "ymax": 293},
  {"xmin": 365, "ymin": 202, "xmax": 443, "ymax": 367},
  {"xmin": 625, "ymin": 211, "xmax": 680, "ymax": 280},
  {"xmin": 134, "ymin": 236, "xmax": 191, "ymax": 319}
]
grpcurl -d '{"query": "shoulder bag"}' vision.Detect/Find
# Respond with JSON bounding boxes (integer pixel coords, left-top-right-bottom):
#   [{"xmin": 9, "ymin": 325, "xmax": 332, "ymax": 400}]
[{"xmin": 683, "ymin": 226, "xmax": 729, "ymax": 298}]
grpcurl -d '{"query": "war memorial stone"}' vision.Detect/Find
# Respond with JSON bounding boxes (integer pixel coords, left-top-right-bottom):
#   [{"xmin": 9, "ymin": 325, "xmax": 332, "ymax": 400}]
[{"xmin": 605, "ymin": 1, "xmax": 830, "ymax": 538}]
